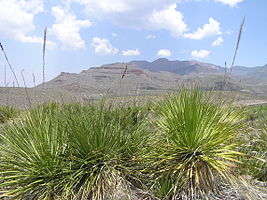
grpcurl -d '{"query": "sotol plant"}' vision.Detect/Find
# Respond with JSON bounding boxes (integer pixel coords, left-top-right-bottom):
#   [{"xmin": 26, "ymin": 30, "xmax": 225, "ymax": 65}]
[
  {"xmin": 0, "ymin": 102, "xmax": 148, "ymax": 199},
  {"xmin": 149, "ymin": 89, "xmax": 248, "ymax": 199}
]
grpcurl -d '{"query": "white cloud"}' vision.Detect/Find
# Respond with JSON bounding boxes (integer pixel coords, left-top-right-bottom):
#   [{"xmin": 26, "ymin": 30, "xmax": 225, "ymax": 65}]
[
  {"xmin": 157, "ymin": 49, "xmax": 171, "ymax": 57},
  {"xmin": 214, "ymin": 0, "xmax": 243, "ymax": 7},
  {"xmin": 91, "ymin": 37, "xmax": 118, "ymax": 55},
  {"xmin": 49, "ymin": 6, "xmax": 92, "ymax": 50},
  {"xmin": 19, "ymin": 35, "xmax": 57, "ymax": 49},
  {"xmin": 112, "ymin": 33, "xmax": 118, "ymax": 37},
  {"xmin": 74, "ymin": 0, "xmax": 130, "ymax": 14},
  {"xmin": 0, "ymin": 0, "xmax": 55, "ymax": 48},
  {"xmin": 72, "ymin": 0, "xmax": 188, "ymax": 37},
  {"xmin": 191, "ymin": 49, "xmax": 210, "ymax": 59},
  {"xmin": 212, "ymin": 36, "xmax": 224, "ymax": 46},
  {"xmin": 149, "ymin": 4, "xmax": 188, "ymax": 37},
  {"xmin": 184, "ymin": 17, "xmax": 221, "ymax": 40},
  {"xmin": 146, "ymin": 35, "xmax": 156, "ymax": 39},
  {"xmin": 122, "ymin": 49, "xmax": 140, "ymax": 56},
  {"xmin": 16, "ymin": 0, "xmax": 43, "ymax": 14}
]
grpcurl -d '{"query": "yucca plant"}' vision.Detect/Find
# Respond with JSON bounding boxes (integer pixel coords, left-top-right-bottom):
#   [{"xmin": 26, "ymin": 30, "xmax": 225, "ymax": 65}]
[
  {"xmin": 0, "ymin": 103, "xmax": 69, "ymax": 199},
  {"xmin": 0, "ymin": 102, "xmax": 148, "ymax": 199},
  {"xmin": 148, "ymin": 89, "xmax": 247, "ymax": 199},
  {"xmin": 63, "ymin": 103, "xmax": 148, "ymax": 199}
]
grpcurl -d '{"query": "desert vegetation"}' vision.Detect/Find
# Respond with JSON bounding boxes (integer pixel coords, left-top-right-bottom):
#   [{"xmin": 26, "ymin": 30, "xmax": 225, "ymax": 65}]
[
  {"xmin": 0, "ymin": 105, "xmax": 20, "ymax": 124},
  {"xmin": 0, "ymin": 89, "xmax": 266, "ymax": 200}
]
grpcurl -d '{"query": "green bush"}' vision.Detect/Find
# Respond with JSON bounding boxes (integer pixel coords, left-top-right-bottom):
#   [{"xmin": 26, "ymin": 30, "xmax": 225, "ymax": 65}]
[
  {"xmin": 148, "ymin": 90, "xmax": 248, "ymax": 199},
  {"xmin": 0, "ymin": 102, "xmax": 148, "ymax": 199},
  {"xmin": 1, "ymin": 92, "xmax": 263, "ymax": 199}
]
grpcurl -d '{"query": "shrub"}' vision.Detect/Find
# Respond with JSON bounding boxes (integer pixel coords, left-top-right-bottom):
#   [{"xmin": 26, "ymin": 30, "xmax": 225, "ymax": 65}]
[
  {"xmin": 148, "ymin": 89, "xmax": 247, "ymax": 199},
  {"xmin": 240, "ymin": 114, "xmax": 267, "ymax": 182},
  {"xmin": 0, "ymin": 102, "xmax": 148, "ymax": 199}
]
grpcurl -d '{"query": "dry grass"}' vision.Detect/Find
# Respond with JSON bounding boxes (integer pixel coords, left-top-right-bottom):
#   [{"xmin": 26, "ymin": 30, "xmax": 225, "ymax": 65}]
[
  {"xmin": 0, "ymin": 42, "xmax": 19, "ymax": 87},
  {"xmin": 230, "ymin": 17, "xmax": 245, "ymax": 72}
]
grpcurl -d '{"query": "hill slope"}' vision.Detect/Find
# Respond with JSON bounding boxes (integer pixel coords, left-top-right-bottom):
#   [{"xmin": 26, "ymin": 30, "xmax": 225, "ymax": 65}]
[
  {"xmin": 41, "ymin": 59, "xmax": 258, "ymax": 97},
  {"xmin": 1, "ymin": 59, "xmax": 267, "ymax": 108}
]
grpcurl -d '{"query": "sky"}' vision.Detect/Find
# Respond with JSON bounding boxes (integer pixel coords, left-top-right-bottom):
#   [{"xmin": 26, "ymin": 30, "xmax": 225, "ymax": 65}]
[{"xmin": 0, "ymin": 0, "xmax": 266, "ymax": 87}]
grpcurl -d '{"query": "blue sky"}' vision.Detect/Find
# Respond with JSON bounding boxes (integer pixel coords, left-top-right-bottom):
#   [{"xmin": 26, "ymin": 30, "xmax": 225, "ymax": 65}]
[{"xmin": 0, "ymin": 0, "xmax": 266, "ymax": 87}]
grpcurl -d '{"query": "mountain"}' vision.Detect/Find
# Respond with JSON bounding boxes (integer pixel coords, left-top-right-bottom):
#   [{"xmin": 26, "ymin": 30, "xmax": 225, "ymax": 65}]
[
  {"xmin": 131, "ymin": 58, "xmax": 221, "ymax": 75},
  {"xmin": 41, "ymin": 62, "xmax": 185, "ymax": 98},
  {"xmin": 130, "ymin": 59, "xmax": 267, "ymax": 94},
  {"xmin": 2, "ymin": 59, "xmax": 266, "ymax": 108},
  {"xmin": 231, "ymin": 64, "xmax": 267, "ymax": 83},
  {"xmin": 40, "ymin": 58, "xmax": 267, "ymax": 98},
  {"xmin": 131, "ymin": 59, "xmax": 267, "ymax": 81}
]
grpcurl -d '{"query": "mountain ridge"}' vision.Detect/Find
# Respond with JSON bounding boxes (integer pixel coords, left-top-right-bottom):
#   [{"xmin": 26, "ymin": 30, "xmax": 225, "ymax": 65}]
[
  {"xmin": 51, "ymin": 58, "xmax": 267, "ymax": 78},
  {"xmin": 130, "ymin": 58, "xmax": 221, "ymax": 75},
  {"xmin": 38, "ymin": 58, "xmax": 267, "ymax": 98}
]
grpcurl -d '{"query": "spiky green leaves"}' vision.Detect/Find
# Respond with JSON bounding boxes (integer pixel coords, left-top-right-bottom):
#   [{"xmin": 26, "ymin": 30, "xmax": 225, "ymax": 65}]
[
  {"xmin": 0, "ymin": 102, "xmax": 148, "ymax": 200},
  {"xmin": 0, "ymin": 91, "xmax": 255, "ymax": 199},
  {"xmin": 149, "ymin": 90, "xmax": 247, "ymax": 199}
]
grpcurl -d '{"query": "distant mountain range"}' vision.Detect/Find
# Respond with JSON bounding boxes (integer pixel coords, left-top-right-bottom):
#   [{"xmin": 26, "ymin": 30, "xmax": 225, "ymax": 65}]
[
  {"xmin": 131, "ymin": 58, "xmax": 221, "ymax": 75},
  {"xmin": 40, "ymin": 58, "xmax": 267, "ymax": 98}
]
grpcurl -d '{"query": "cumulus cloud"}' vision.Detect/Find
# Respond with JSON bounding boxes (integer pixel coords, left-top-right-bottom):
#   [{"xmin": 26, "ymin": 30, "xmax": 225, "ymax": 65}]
[
  {"xmin": 20, "ymin": 35, "xmax": 57, "ymax": 49},
  {"xmin": 212, "ymin": 36, "xmax": 224, "ymax": 46},
  {"xmin": 214, "ymin": 0, "xmax": 243, "ymax": 7},
  {"xmin": 49, "ymin": 6, "xmax": 92, "ymax": 50},
  {"xmin": 157, "ymin": 49, "xmax": 171, "ymax": 57},
  {"xmin": 191, "ymin": 49, "xmax": 210, "ymax": 59},
  {"xmin": 146, "ymin": 35, "xmax": 156, "ymax": 39},
  {"xmin": 112, "ymin": 33, "xmax": 118, "ymax": 37},
  {"xmin": 122, "ymin": 49, "xmax": 140, "ymax": 56},
  {"xmin": 16, "ymin": 0, "xmax": 43, "ymax": 14},
  {"xmin": 91, "ymin": 37, "xmax": 118, "ymax": 55},
  {"xmin": 74, "ymin": 0, "xmax": 130, "ymax": 14},
  {"xmin": 0, "ymin": 0, "xmax": 55, "ymax": 48},
  {"xmin": 72, "ymin": 0, "xmax": 188, "ymax": 38},
  {"xmin": 149, "ymin": 4, "xmax": 188, "ymax": 37},
  {"xmin": 184, "ymin": 17, "xmax": 221, "ymax": 40}
]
